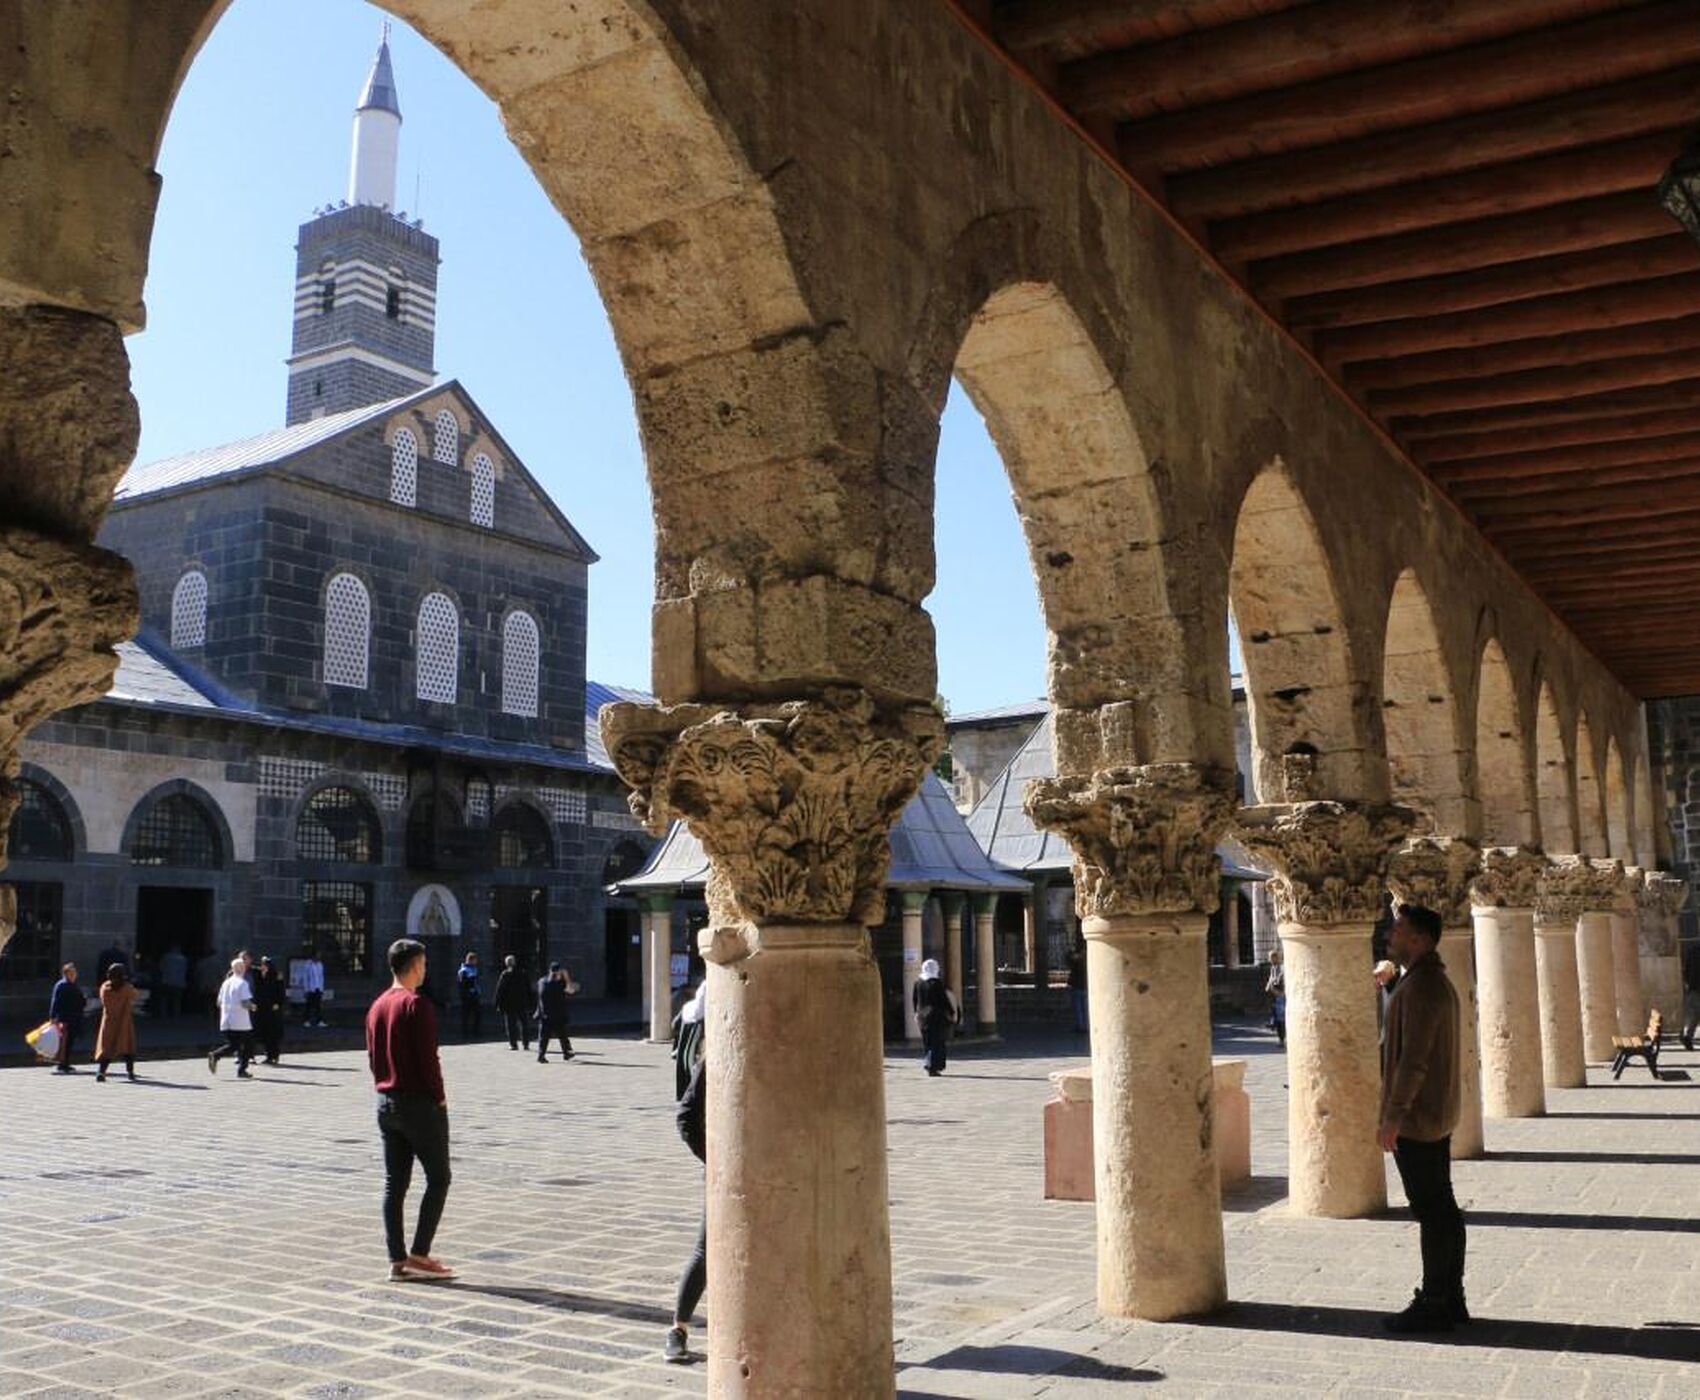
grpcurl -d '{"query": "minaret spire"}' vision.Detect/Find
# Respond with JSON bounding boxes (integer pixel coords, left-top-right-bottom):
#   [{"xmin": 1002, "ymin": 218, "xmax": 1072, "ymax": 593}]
[{"xmin": 348, "ymin": 25, "xmax": 402, "ymax": 208}]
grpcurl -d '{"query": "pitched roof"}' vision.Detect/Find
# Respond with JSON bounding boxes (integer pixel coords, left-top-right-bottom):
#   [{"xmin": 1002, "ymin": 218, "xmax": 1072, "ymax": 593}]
[
  {"xmin": 583, "ymin": 680, "xmax": 655, "ymax": 772},
  {"xmin": 615, "ymin": 771, "xmax": 1027, "ymax": 896},
  {"xmin": 947, "ymin": 698, "xmax": 1049, "ymax": 728}
]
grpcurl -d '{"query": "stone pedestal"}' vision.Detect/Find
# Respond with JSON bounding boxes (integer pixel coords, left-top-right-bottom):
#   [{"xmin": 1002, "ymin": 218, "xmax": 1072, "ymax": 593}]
[
  {"xmin": 1533, "ymin": 916, "xmax": 1586, "ymax": 1089},
  {"xmin": 1575, "ymin": 910, "xmax": 1619, "ymax": 1064},
  {"xmin": 1470, "ymin": 847, "xmax": 1548, "ymax": 1119},
  {"xmin": 973, "ymin": 894, "xmax": 998, "ymax": 1035},
  {"xmin": 642, "ymin": 895, "xmax": 674, "ymax": 1044},
  {"xmin": 900, "ymin": 891, "xmax": 927, "ymax": 1042}
]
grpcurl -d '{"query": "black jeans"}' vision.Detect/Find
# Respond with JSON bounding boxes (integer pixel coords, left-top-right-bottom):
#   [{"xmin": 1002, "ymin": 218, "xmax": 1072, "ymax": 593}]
[
  {"xmin": 503, "ymin": 1012, "xmax": 531, "ymax": 1049},
  {"xmin": 675, "ymin": 1213, "xmax": 706, "ymax": 1325},
  {"xmin": 1393, "ymin": 1135, "xmax": 1466, "ymax": 1303},
  {"xmin": 210, "ymin": 1030, "xmax": 252, "ymax": 1071},
  {"xmin": 378, "ymin": 1092, "xmax": 452, "ymax": 1263},
  {"xmin": 303, "ymin": 990, "xmax": 323, "ymax": 1024},
  {"xmin": 537, "ymin": 1023, "xmax": 572, "ymax": 1059},
  {"xmin": 459, "ymin": 999, "xmax": 481, "ymax": 1038}
]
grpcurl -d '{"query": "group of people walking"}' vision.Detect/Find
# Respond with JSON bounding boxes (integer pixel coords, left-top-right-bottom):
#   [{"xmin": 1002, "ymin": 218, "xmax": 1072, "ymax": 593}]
[
  {"xmin": 472, "ymin": 953, "xmax": 580, "ymax": 1061},
  {"xmin": 45, "ymin": 961, "xmax": 140, "ymax": 1080},
  {"xmin": 207, "ymin": 951, "xmax": 291, "ymax": 1076}
]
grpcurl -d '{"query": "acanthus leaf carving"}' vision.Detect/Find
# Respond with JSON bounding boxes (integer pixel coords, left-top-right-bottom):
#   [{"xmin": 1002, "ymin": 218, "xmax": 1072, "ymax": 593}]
[
  {"xmin": 1468, "ymin": 845, "xmax": 1546, "ymax": 911},
  {"xmin": 1534, "ymin": 855, "xmax": 1591, "ymax": 925},
  {"xmin": 1386, "ymin": 835, "xmax": 1481, "ymax": 929},
  {"xmin": 1233, "ymin": 800, "xmax": 1414, "ymax": 927}
]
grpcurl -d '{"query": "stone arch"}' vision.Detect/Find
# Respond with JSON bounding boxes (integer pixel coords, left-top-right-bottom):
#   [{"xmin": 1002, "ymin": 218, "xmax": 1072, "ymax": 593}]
[
  {"xmin": 14, "ymin": 762, "xmax": 88, "ymax": 860},
  {"xmin": 1230, "ymin": 464, "xmax": 1373, "ymax": 802},
  {"xmin": 1574, "ymin": 711, "xmax": 1607, "ymax": 858},
  {"xmin": 1533, "ymin": 676, "xmax": 1574, "ymax": 853},
  {"xmin": 1604, "ymin": 736, "xmax": 1631, "ymax": 861},
  {"xmin": 1380, "ymin": 569, "xmax": 1466, "ymax": 833},
  {"xmin": 493, "ymin": 798, "xmax": 555, "ymax": 870},
  {"xmin": 1631, "ymin": 745, "xmax": 1659, "ymax": 867},
  {"xmin": 121, "ymin": 778, "xmax": 235, "ymax": 869},
  {"xmin": 1473, "ymin": 636, "xmax": 1534, "ymax": 846}
]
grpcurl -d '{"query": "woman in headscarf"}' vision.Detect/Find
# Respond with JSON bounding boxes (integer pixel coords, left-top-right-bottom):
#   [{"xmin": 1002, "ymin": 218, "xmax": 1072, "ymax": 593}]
[
  {"xmin": 911, "ymin": 958, "xmax": 959, "ymax": 1077},
  {"xmin": 94, "ymin": 963, "xmax": 139, "ymax": 1082}
]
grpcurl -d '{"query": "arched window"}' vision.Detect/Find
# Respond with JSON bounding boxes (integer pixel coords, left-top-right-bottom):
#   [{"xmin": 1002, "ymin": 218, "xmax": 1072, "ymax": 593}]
[
  {"xmin": 130, "ymin": 793, "xmax": 222, "ymax": 869},
  {"xmin": 391, "ymin": 427, "xmax": 418, "ymax": 506},
  {"xmin": 8, "ymin": 781, "xmax": 72, "ymax": 863},
  {"xmin": 296, "ymin": 786, "xmax": 380, "ymax": 863},
  {"xmin": 501, "ymin": 610, "xmax": 540, "ymax": 717},
  {"xmin": 323, "ymin": 573, "xmax": 370, "ymax": 689},
  {"xmin": 433, "ymin": 409, "xmax": 459, "ymax": 464},
  {"xmin": 416, "ymin": 592, "xmax": 459, "ymax": 703},
  {"xmin": 171, "ymin": 570, "xmax": 208, "ymax": 649},
  {"xmin": 468, "ymin": 453, "xmax": 495, "ymax": 528},
  {"xmin": 494, "ymin": 803, "xmax": 553, "ymax": 869}
]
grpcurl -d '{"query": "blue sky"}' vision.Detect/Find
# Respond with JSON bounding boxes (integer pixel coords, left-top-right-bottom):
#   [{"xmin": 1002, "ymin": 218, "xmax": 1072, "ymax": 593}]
[{"xmin": 134, "ymin": 1, "xmax": 1242, "ymax": 712}]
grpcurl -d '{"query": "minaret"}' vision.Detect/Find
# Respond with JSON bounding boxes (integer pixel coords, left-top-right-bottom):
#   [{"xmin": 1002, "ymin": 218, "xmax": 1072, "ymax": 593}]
[{"xmin": 284, "ymin": 29, "xmax": 440, "ymax": 425}]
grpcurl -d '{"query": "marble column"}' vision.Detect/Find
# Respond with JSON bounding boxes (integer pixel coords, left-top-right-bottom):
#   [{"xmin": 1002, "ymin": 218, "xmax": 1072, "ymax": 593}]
[
  {"xmin": 1388, "ymin": 836, "xmax": 1483, "ymax": 1159},
  {"xmin": 1611, "ymin": 869, "xmax": 1645, "ymax": 1035},
  {"xmin": 1222, "ymin": 884, "xmax": 1242, "ymax": 969},
  {"xmin": 642, "ymin": 894, "xmax": 675, "ymax": 1043},
  {"xmin": 1028, "ymin": 761, "xmax": 1234, "ymax": 1318},
  {"xmin": 901, "ymin": 890, "xmax": 927, "ymax": 1043},
  {"xmin": 1468, "ymin": 846, "xmax": 1548, "ymax": 1119},
  {"xmin": 1576, "ymin": 860, "xmax": 1626, "ymax": 1064},
  {"xmin": 1532, "ymin": 858, "xmax": 1587, "ymax": 1090},
  {"xmin": 940, "ymin": 892, "xmax": 966, "ymax": 1015},
  {"xmin": 1023, "ymin": 879, "xmax": 1044, "ymax": 980},
  {"xmin": 1238, "ymin": 799, "xmax": 1414, "ymax": 1218},
  {"xmin": 972, "ymin": 893, "xmax": 998, "ymax": 1035},
  {"xmin": 1640, "ymin": 872, "xmax": 1690, "ymax": 1028},
  {"xmin": 600, "ymin": 691, "xmax": 943, "ymax": 1399}
]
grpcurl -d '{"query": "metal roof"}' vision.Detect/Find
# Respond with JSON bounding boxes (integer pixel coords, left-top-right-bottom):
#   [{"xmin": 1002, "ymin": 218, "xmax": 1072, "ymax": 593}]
[
  {"xmin": 615, "ymin": 771, "xmax": 1028, "ymax": 896},
  {"xmin": 357, "ymin": 37, "xmax": 401, "ymax": 117},
  {"xmin": 947, "ymin": 698, "xmax": 1049, "ymax": 728},
  {"xmin": 106, "ymin": 640, "xmax": 223, "ymax": 710},
  {"xmin": 583, "ymin": 680, "xmax": 655, "ymax": 772}
]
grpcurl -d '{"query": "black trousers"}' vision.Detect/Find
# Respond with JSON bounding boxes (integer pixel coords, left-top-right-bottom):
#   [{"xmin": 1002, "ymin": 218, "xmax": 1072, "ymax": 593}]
[
  {"xmin": 1393, "ymin": 1135, "xmax": 1466, "ymax": 1302},
  {"xmin": 257, "ymin": 1016, "xmax": 283, "ymax": 1062},
  {"xmin": 921, "ymin": 1016, "xmax": 949, "ymax": 1074},
  {"xmin": 97, "ymin": 1056, "xmax": 135, "ymax": 1077},
  {"xmin": 378, "ymin": 1092, "xmax": 452, "ymax": 1263},
  {"xmin": 537, "ymin": 1022, "xmax": 572, "ymax": 1059},
  {"xmin": 210, "ymin": 1029, "xmax": 252, "ymax": 1070},
  {"xmin": 303, "ymin": 990, "xmax": 323, "ymax": 1024},
  {"xmin": 459, "ymin": 999, "xmax": 481, "ymax": 1037},
  {"xmin": 503, "ymin": 1011, "xmax": 531, "ymax": 1049},
  {"xmin": 675, "ymin": 1213, "xmax": 706, "ymax": 1325}
]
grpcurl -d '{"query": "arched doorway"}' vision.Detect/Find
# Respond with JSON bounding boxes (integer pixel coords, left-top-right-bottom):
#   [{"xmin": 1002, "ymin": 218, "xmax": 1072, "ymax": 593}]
[
  {"xmin": 490, "ymin": 801, "xmax": 553, "ymax": 978},
  {"xmin": 128, "ymin": 787, "xmax": 227, "ymax": 992}
]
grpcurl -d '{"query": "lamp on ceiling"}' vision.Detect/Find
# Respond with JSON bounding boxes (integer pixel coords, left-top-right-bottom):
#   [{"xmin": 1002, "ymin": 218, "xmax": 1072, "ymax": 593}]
[{"xmin": 1658, "ymin": 128, "xmax": 1700, "ymax": 243}]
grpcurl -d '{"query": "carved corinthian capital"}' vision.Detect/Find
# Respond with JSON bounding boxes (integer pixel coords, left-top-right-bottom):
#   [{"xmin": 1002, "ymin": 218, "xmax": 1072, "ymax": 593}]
[
  {"xmin": 598, "ymin": 687, "xmax": 943, "ymax": 928},
  {"xmin": 1650, "ymin": 871, "xmax": 1690, "ymax": 920},
  {"xmin": 1585, "ymin": 858, "xmax": 1629, "ymax": 912},
  {"xmin": 1387, "ymin": 836, "xmax": 1481, "ymax": 929},
  {"xmin": 1234, "ymin": 800, "xmax": 1414, "ymax": 927},
  {"xmin": 1534, "ymin": 855, "xmax": 1592, "ymax": 925},
  {"xmin": 1468, "ymin": 845, "xmax": 1546, "ymax": 911},
  {"xmin": 1024, "ymin": 762, "xmax": 1233, "ymax": 919}
]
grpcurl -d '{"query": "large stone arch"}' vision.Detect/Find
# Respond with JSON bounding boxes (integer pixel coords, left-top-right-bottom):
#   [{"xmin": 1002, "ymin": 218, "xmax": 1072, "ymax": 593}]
[
  {"xmin": 1604, "ymin": 736, "xmax": 1632, "ymax": 862},
  {"xmin": 1574, "ymin": 711, "xmax": 1607, "ymax": 858},
  {"xmin": 1473, "ymin": 636, "xmax": 1534, "ymax": 847},
  {"xmin": 1230, "ymin": 464, "xmax": 1376, "ymax": 802},
  {"xmin": 1380, "ymin": 568, "xmax": 1466, "ymax": 834},
  {"xmin": 1533, "ymin": 676, "xmax": 1575, "ymax": 854}
]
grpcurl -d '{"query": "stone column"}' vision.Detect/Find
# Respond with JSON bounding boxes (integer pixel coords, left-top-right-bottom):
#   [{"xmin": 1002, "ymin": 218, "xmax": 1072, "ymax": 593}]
[
  {"xmin": 1237, "ymin": 799, "xmax": 1414, "ymax": 1218},
  {"xmin": 940, "ymin": 892, "xmax": 966, "ymax": 1015},
  {"xmin": 973, "ymin": 893, "xmax": 998, "ymax": 1035},
  {"xmin": 1640, "ymin": 873, "xmax": 1690, "ymax": 1028},
  {"xmin": 1575, "ymin": 860, "xmax": 1625, "ymax": 1064},
  {"xmin": 1469, "ymin": 846, "xmax": 1547, "ymax": 1119},
  {"xmin": 642, "ymin": 894, "xmax": 675, "ymax": 1043},
  {"xmin": 1222, "ymin": 883, "xmax": 1242, "ymax": 969},
  {"xmin": 1028, "ymin": 761, "xmax": 1234, "ymax": 1319},
  {"xmin": 1611, "ymin": 869, "xmax": 1645, "ymax": 1036},
  {"xmin": 601, "ymin": 690, "xmax": 942, "ymax": 1399},
  {"xmin": 1022, "ymin": 880, "xmax": 1042, "ymax": 978},
  {"xmin": 1532, "ymin": 858, "xmax": 1588, "ymax": 1090},
  {"xmin": 1388, "ymin": 836, "xmax": 1483, "ymax": 1159},
  {"xmin": 901, "ymin": 890, "xmax": 927, "ymax": 1043}
]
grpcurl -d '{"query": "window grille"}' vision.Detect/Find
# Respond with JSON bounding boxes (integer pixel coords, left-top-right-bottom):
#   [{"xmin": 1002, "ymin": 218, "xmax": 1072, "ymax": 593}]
[
  {"xmin": 416, "ymin": 592, "xmax": 459, "ymax": 703},
  {"xmin": 391, "ymin": 428, "xmax": 418, "ymax": 506},
  {"xmin": 130, "ymin": 793, "xmax": 221, "ymax": 868},
  {"xmin": 433, "ymin": 409, "xmax": 459, "ymax": 464},
  {"xmin": 465, "ymin": 777, "xmax": 492, "ymax": 822},
  {"xmin": 323, "ymin": 573, "xmax": 370, "ymax": 688},
  {"xmin": 494, "ymin": 804, "xmax": 553, "ymax": 869},
  {"xmin": 296, "ymin": 786, "xmax": 380, "ymax": 864},
  {"xmin": 470, "ymin": 453, "xmax": 495, "ymax": 528},
  {"xmin": 0, "ymin": 882, "xmax": 63, "ymax": 982},
  {"xmin": 9, "ymin": 781, "xmax": 72, "ymax": 863},
  {"xmin": 171, "ymin": 570, "xmax": 208, "ymax": 649},
  {"xmin": 501, "ymin": 610, "xmax": 539, "ymax": 717},
  {"xmin": 300, "ymin": 880, "xmax": 372, "ymax": 976}
]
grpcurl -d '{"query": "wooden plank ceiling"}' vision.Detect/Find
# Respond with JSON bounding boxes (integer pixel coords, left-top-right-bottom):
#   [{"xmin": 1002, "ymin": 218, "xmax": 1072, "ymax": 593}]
[{"xmin": 961, "ymin": 0, "xmax": 1700, "ymax": 698}]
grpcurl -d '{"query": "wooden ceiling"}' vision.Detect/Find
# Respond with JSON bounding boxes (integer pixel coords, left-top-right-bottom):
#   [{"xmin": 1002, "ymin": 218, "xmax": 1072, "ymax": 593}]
[{"xmin": 958, "ymin": 0, "xmax": 1700, "ymax": 698}]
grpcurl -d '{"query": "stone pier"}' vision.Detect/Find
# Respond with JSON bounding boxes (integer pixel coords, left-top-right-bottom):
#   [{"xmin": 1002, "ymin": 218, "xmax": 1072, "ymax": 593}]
[
  {"xmin": 1639, "ymin": 872, "xmax": 1689, "ymax": 1028},
  {"xmin": 973, "ymin": 893, "xmax": 998, "ymax": 1036},
  {"xmin": 1611, "ymin": 870, "xmax": 1645, "ymax": 1035},
  {"xmin": 1470, "ymin": 847, "xmax": 1548, "ymax": 1119},
  {"xmin": 1576, "ymin": 861, "xmax": 1626, "ymax": 1064},
  {"xmin": 1533, "ymin": 858, "xmax": 1587, "ymax": 1090}
]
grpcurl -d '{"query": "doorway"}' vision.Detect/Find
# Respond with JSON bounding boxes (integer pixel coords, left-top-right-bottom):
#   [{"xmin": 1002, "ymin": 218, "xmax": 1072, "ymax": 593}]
[
  {"xmin": 136, "ymin": 885, "xmax": 213, "ymax": 967},
  {"xmin": 492, "ymin": 885, "xmax": 547, "ymax": 978},
  {"xmin": 603, "ymin": 907, "xmax": 642, "ymax": 999}
]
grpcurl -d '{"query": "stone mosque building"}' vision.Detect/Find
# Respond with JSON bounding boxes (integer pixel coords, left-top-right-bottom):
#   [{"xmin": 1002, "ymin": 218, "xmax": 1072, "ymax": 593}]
[
  {"xmin": 8, "ymin": 5, "xmax": 1700, "ymax": 1395},
  {"xmin": 0, "ymin": 37, "xmax": 653, "ymax": 1014}
]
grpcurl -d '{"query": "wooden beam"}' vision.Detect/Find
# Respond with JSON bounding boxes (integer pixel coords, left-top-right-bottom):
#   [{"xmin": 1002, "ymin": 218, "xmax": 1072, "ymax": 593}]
[
  {"xmin": 1484, "ymin": 498, "xmax": 1700, "ymax": 535},
  {"xmin": 1519, "ymin": 542, "xmax": 1700, "ymax": 573},
  {"xmin": 1347, "ymin": 313, "xmax": 1700, "ymax": 392},
  {"xmin": 1473, "ymin": 482, "xmax": 1700, "ymax": 524},
  {"xmin": 1212, "ymin": 130, "xmax": 1679, "ymax": 265},
  {"xmin": 1113, "ymin": 0, "xmax": 1699, "ymax": 172},
  {"xmin": 993, "ymin": 0, "xmax": 1235, "ymax": 53},
  {"xmin": 1431, "ymin": 430, "xmax": 1700, "ymax": 480},
  {"xmin": 1447, "ymin": 455, "xmax": 1700, "ymax": 501},
  {"xmin": 1285, "ymin": 236, "xmax": 1697, "ymax": 330},
  {"xmin": 1396, "ymin": 375, "xmax": 1700, "ymax": 441},
  {"xmin": 1256, "ymin": 190, "xmax": 1672, "ymax": 302},
  {"xmin": 1315, "ymin": 273, "xmax": 1700, "ymax": 368},
  {"xmin": 1371, "ymin": 345, "xmax": 1700, "ymax": 418},
  {"xmin": 1166, "ymin": 64, "xmax": 1700, "ymax": 222}
]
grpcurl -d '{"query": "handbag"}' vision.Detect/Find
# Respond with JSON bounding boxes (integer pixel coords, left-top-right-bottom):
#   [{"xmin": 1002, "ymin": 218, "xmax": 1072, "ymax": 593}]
[{"xmin": 25, "ymin": 1021, "xmax": 62, "ymax": 1062}]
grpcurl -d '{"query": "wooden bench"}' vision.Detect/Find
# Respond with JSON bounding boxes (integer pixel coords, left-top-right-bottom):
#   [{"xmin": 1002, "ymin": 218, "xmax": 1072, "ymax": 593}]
[{"xmin": 1610, "ymin": 1009, "xmax": 1662, "ymax": 1080}]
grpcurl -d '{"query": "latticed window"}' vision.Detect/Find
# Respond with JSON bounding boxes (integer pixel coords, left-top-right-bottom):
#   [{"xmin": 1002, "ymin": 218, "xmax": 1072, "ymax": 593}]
[
  {"xmin": 501, "ymin": 610, "xmax": 540, "ymax": 717},
  {"xmin": 0, "ymin": 882, "xmax": 63, "ymax": 982},
  {"xmin": 9, "ymin": 781, "xmax": 72, "ymax": 863},
  {"xmin": 470, "ymin": 453, "xmax": 495, "ymax": 528},
  {"xmin": 391, "ymin": 428, "xmax": 418, "ymax": 506},
  {"xmin": 416, "ymin": 592, "xmax": 459, "ymax": 703},
  {"xmin": 130, "ymin": 793, "xmax": 221, "ymax": 868},
  {"xmin": 494, "ymin": 803, "xmax": 553, "ymax": 869},
  {"xmin": 171, "ymin": 570, "xmax": 208, "ymax": 649},
  {"xmin": 433, "ymin": 409, "xmax": 459, "ymax": 464},
  {"xmin": 323, "ymin": 573, "xmax": 370, "ymax": 688},
  {"xmin": 300, "ymin": 880, "xmax": 372, "ymax": 976},
  {"xmin": 296, "ymin": 786, "xmax": 380, "ymax": 864}
]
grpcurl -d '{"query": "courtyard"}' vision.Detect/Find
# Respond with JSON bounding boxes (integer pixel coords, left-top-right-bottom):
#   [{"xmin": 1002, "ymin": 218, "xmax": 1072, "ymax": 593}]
[{"xmin": 1, "ymin": 1025, "xmax": 1695, "ymax": 1398}]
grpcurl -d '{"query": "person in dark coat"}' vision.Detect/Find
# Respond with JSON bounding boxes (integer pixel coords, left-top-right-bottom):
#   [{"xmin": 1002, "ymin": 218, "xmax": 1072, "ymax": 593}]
[
  {"xmin": 535, "ymin": 964, "xmax": 575, "ymax": 1062},
  {"xmin": 252, "ymin": 957, "xmax": 288, "ymax": 1064},
  {"xmin": 48, "ymin": 962, "xmax": 85, "ymax": 1075},
  {"xmin": 664, "ymin": 1036, "xmax": 707, "ymax": 1364},
  {"xmin": 911, "ymin": 958, "xmax": 959, "ymax": 1077},
  {"xmin": 493, "ymin": 955, "xmax": 531, "ymax": 1051}
]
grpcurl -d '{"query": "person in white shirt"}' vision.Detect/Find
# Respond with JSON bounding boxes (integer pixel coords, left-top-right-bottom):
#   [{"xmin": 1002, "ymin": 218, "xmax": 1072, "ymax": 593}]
[
  {"xmin": 300, "ymin": 953, "xmax": 327, "ymax": 1028},
  {"xmin": 209, "ymin": 956, "xmax": 256, "ymax": 1078}
]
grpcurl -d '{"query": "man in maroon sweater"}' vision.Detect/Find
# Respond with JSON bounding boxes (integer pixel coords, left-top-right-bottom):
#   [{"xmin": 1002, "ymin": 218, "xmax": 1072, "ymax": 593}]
[{"xmin": 366, "ymin": 938, "xmax": 454, "ymax": 1280}]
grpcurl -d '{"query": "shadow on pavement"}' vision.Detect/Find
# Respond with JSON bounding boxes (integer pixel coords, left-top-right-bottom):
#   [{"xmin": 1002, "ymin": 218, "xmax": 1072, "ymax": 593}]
[
  {"xmin": 448, "ymin": 1282, "xmax": 675, "ymax": 1327},
  {"xmin": 1468, "ymin": 1209, "xmax": 1699, "ymax": 1234},
  {"xmin": 120, "ymin": 1078, "xmax": 210, "ymax": 1091},
  {"xmin": 1483, "ymin": 1149, "xmax": 1700, "ymax": 1166},
  {"xmin": 1543, "ymin": 1110, "xmax": 1700, "ymax": 1121},
  {"xmin": 1195, "ymin": 1300, "xmax": 1700, "ymax": 1362},
  {"xmin": 1222, "ymin": 1175, "xmax": 1288, "ymax": 1212},
  {"xmin": 900, "ymin": 1345, "xmax": 1161, "ymax": 1384}
]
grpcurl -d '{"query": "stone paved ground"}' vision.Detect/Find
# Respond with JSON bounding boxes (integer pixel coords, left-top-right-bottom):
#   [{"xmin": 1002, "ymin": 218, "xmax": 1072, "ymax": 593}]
[{"xmin": 1, "ymin": 1022, "xmax": 1696, "ymax": 1397}]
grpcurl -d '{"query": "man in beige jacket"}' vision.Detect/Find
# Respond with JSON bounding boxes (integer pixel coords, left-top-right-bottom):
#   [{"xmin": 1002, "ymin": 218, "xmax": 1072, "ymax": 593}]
[{"xmin": 1378, "ymin": 903, "xmax": 1466, "ymax": 1333}]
